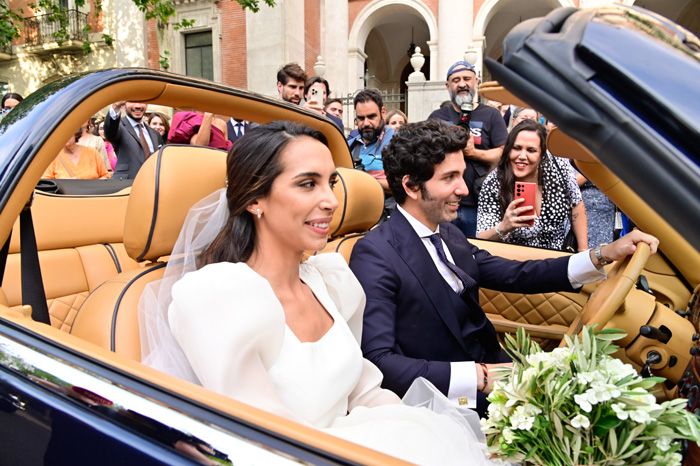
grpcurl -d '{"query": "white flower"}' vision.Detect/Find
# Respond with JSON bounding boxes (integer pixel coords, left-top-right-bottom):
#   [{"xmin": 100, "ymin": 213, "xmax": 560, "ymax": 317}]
[
  {"xmin": 576, "ymin": 371, "xmax": 595, "ymax": 384},
  {"xmin": 654, "ymin": 452, "xmax": 683, "ymax": 466},
  {"xmin": 510, "ymin": 404, "xmax": 541, "ymax": 430},
  {"xmin": 629, "ymin": 409, "xmax": 652, "ymax": 424},
  {"xmin": 502, "ymin": 428, "xmax": 516, "ymax": 444},
  {"xmin": 611, "ymin": 403, "xmax": 629, "ymax": 420},
  {"xmin": 525, "ymin": 348, "xmax": 571, "ymax": 368},
  {"xmin": 571, "ymin": 414, "xmax": 591, "ymax": 430},
  {"xmin": 525, "ymin": 352, "xmax": 551, "ymax": 366},
  {"xmin": 603, "ymin": 358, "xmax": 637, "ymax": 381},
  {"xmin": 574, "ymin": 383, "xmax": 622, "ymax": 414},
  {"xmin": 487, "ymin": 399, "xmax": 509, "ymax": 422},
  {"xmin": 589, "ymin": 382, "xmax": 621, "ymax": 403},
  {"xmin": 656, "ymin": 436, "xmax": 673, "ymax": 452},
  {"xmin": 574, "ymin": 393, "xmax": 593, "ymax": 412},
  {"xmin": 625, "ymin": 388, "xmax": 657, "ymax": 406}
]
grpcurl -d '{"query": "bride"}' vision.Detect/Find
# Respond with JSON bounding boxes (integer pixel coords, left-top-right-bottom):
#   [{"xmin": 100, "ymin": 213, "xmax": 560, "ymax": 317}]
[{"xmin": 139, "ymin": 121, "xmax": 498, "ymax": 465}]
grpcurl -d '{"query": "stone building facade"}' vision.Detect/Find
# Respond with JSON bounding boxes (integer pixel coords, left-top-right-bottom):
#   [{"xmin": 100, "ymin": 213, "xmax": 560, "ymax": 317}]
[{"xmin": 1, "ymin": 0, "xmax": 698, "ymax": 120}]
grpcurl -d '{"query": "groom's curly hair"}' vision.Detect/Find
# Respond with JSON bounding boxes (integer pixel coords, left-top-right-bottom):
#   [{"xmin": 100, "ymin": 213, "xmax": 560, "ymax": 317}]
[{"xmin": 383, "ymin": 119, "xmax": 468, "ymax": 204}]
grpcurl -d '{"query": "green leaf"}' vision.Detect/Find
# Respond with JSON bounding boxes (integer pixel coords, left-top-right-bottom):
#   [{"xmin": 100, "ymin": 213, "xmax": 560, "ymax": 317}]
[
  {"xmin": 608, "ymin": 427, "xmax": 618, "ymax": 454},
  {"xmin": 594, "ymin": 414, "xmax": 622, "ymax": 437}
]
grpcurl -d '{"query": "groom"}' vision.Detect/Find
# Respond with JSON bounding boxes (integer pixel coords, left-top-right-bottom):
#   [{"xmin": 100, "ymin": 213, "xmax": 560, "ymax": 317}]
[{"xmin": 349, "ymin": 119, "xmax": 658, "ymax": 417}]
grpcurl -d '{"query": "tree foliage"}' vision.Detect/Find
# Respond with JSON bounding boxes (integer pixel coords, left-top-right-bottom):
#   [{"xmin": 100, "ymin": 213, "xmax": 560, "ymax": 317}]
[{"xmin": 0, "ymin": 0, "xmax": 275, "ymax": 52}]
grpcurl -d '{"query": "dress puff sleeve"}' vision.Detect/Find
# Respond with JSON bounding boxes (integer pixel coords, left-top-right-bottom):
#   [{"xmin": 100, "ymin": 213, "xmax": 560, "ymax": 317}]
[
  {"xmin": 168, "ymin": 262, "xmax": 299, "ymax": 420},
  {"xmin": 304, "ymin": 253, "xmax": 367, "ymax": 344},
  {"xmin": 303, "ymin": 253, "xmax": 400, "ymax": 409}
]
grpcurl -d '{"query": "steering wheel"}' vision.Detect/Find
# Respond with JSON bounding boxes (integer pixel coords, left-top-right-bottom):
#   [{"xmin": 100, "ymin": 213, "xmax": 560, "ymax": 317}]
[{"xmin": 566, "ymin": 242, "xmax": 651, "ymax": 338}]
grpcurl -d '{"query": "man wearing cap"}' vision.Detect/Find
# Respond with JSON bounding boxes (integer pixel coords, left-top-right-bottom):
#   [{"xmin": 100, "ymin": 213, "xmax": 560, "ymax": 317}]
[{"xmin": 428, "ymin": 60, "xmax": 508, "ymax": 237}]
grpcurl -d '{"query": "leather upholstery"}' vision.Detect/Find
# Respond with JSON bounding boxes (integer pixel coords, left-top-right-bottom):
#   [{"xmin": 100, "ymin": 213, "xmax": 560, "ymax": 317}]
[
  {"xmin": 480, "ymin": 289, "xmax": 585, "ymax": 328},
  {"xmin": 320, "ymin": 168, "xmax": 384, "ymax": 262},
  {"xmin": 3, "ymin": 244, "xmax": 139, "ymax": 332},
  {"xmin": 75, "ymin": 144, "xmax": 230, "ymax": 359},
  {"xmin": 9, "ymin": 190, "xmax": 131, "ymax": 253},
  {"xmin": 328, "ymin": 168, "xmax": 384, "ymax": 239},
  {"xmin": 124, "ymin": 144, "xmax": 227, "ymax": 262},
  {"xmin": 71, "ymin": 265, "xmax": 165, "ymax": 360}
]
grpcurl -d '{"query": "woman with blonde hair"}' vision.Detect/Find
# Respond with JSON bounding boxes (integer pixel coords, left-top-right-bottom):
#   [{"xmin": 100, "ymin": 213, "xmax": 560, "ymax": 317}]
[{"xmin": 385, "ymin": 109, "xmax": 407, "ymax": 131}]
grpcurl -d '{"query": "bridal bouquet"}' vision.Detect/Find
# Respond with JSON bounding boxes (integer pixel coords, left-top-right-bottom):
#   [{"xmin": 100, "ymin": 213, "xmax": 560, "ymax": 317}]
[{"xmin": 482, "ymin": 326, "xmax": 700, "ymax": 466}]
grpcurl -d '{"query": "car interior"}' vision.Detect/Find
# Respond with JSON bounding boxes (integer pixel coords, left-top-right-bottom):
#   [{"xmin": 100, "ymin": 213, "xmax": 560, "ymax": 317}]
[{"xmin": 0, "ymin": 72, "xmax": 698, "ymax": 463}]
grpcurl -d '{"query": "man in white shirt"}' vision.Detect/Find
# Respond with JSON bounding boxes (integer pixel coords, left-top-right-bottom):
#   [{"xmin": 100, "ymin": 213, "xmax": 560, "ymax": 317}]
[
  {"xmin": 227, "ymin": 118, "xmax": 252, "ymax": 143},
  {"xmin": 349, "ymin": 119, "xmax": 658, "ymax": 417}
]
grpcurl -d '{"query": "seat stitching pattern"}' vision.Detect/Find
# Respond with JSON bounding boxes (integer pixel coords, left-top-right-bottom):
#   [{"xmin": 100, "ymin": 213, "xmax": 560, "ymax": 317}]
[
  {"xmin": 479, "ymin": 289, "xmax": 582, "ymax": 326},
  {"xmin": 47, "ymin": 291, "xmax": 89, "ymax": 332}
]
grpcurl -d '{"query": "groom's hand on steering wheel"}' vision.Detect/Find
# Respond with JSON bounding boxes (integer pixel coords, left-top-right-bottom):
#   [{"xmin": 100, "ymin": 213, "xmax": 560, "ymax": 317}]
[{"xmin": 591, "ymin": 230, "xmax": 659, "ymax": 268}]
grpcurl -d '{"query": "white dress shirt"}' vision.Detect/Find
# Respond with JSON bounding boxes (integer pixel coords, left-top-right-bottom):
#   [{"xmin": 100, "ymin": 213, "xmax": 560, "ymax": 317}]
[
  {"xmin": 108, "ymin": 107, "xmax": 155, "ymax": 153},
  {"xmin": 396, "ymin": 205, "xmax": 605, "ymax": 408},
  {"xmin": 230, "ymin": 118, "xmax": 245, "ymax": 138}
]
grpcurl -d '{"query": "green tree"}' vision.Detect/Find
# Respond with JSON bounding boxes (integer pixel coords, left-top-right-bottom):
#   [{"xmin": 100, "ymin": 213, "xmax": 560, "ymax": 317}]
[{"xmin": 0, "ymin": 0, "xmax": 275, "ymax": 59}]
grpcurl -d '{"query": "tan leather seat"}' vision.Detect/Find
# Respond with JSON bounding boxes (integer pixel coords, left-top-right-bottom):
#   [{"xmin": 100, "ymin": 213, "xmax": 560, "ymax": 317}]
[
  {"xmin": 319, "ymin": 168, "xmax": 384, "ymax": 262},
  {"xmin": 2, "ymin": 190, "xmax": 140, "ymax": 331},
  {"xmin": 71, "ymin": 145, "xmax": 228, "ymax": 360}
]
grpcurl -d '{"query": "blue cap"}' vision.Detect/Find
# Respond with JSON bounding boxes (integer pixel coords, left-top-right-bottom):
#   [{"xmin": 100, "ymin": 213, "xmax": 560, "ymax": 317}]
[{"xmin": 446, "ymin": 60, "xmax": 476, "ymax": 80}]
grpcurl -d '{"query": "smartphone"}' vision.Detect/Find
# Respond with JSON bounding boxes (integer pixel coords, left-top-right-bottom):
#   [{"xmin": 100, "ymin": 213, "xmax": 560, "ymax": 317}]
[
  {"xmin": 514, "ymin": 181, "xmax": 536, "ymax": 226},
  {"xmin": 308, "ymin": 82, "xmax": 326, "ymax": 107}
]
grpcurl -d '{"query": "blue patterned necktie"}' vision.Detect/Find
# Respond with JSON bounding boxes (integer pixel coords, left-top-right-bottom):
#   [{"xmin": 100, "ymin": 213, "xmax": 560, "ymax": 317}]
[{"xmin": 428, "ymin": 233, "xmax": 476, "ymax": 291}]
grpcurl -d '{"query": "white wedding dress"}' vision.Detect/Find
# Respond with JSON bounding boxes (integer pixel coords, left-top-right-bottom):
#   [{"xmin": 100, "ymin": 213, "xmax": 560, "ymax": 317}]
[{"xmin": 166, "ymin": 252, "xmax": 496, "ymax": 465}]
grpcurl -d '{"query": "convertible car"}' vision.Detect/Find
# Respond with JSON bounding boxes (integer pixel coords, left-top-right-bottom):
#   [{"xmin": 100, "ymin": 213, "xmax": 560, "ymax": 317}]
[{"xmin": 1, "ymin": 4, "xmax": 699, "ymax": 465}]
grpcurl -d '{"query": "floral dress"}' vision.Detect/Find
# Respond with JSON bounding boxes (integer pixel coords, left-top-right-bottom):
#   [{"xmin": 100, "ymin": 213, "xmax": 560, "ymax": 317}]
[{"xmin": 476, "ymin": 155, "xmax": 582, "ymax": 250}]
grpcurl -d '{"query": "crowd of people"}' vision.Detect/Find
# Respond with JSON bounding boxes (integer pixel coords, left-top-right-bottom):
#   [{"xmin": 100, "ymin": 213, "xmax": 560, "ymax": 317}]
[
  {"xmin": 138, "ymin": 119, "xmax": 658, "ymax": 464},
  {"xmin": 3, "ymin": 61, "xmax": 657, "ymax": 463},
  {"xmin": 2, "ymin": 56, "xmax": 617, "ymax": 249}
]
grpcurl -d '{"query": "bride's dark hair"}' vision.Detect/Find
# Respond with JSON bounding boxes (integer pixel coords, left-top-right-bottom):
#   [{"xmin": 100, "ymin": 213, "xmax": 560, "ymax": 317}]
[{"xmin": 199, "ymin": 121, "xmax": 328, "ymax": 267}]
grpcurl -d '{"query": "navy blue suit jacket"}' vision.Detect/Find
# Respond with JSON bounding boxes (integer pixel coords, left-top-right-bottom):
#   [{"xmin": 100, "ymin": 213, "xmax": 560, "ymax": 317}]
[{"xmin": 349, "ymin": 210, "xmax": 575, "ymax": 415}]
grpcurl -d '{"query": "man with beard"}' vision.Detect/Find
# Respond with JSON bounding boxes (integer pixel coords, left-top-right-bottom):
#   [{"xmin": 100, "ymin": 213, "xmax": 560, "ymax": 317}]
[
  {"xmin": 428, "ymin": 60, "xmax": 508, "ymax": 237},
  {"xmin": 347, "ymin": 89, "xmax": 395, "ymax": 218},
  {"xmin": 104, "ymin": 101, "xmax": 163, "ymax": 180},
  {"xmin": 276, "ymin": 63, "xmax": 307, "ymax": 106},
  {"xmin": 347, "ymin": 89, "xmax": 394, "ymax": 193},
  {"xmin": 349, "ymin": 119, "xmax": 658, "ymax": 417}
]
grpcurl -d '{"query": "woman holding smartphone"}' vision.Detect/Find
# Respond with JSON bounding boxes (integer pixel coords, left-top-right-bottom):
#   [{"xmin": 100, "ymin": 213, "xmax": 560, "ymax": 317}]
[{"xmin": 476, "ymin": 120, "xmax": 588, "ymax": 251}]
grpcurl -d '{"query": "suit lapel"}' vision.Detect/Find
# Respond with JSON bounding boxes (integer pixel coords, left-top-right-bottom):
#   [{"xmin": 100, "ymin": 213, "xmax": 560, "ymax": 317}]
[
  {"xmin": 439, "ymin": 225, "xmax": 478, "ymax": 277},
  {"xmin": 122, "ymin": 119, "xmax": 146, "ymax": 163},
  {"xmin": 146, "ymin": 126, "xmax": 161, "ymax": 148},
  {"xmin": 388, "ymin": 212, "xmax": 469, "ymax": 353}
]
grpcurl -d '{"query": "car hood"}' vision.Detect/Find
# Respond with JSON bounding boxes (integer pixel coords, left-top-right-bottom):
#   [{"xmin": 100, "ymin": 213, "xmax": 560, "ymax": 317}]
[{"xmin": 486, "ymin": 5, "xmax": 700, "ymax": 252}]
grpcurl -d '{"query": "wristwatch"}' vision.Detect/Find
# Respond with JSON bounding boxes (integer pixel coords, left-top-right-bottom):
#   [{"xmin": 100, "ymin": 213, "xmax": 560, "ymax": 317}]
[{"xmin": 593, "ymin": 243, "xmax": 613, "ymax": 266}]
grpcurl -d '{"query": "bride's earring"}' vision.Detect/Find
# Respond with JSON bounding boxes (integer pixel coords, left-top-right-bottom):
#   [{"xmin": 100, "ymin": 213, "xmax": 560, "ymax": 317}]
[{"xmin": 255, "ymin": 209, "xmax": 262, "ymax": 219}]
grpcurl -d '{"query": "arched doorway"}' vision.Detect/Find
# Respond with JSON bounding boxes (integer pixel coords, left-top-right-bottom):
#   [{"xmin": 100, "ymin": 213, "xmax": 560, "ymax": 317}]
[
  {"xmin": 473, "ymin": 0, "xmax": 573, "ymax": 80},
  {"xmin": 348, "ymin": 0, "xmax": 437, "ymax": 110}
]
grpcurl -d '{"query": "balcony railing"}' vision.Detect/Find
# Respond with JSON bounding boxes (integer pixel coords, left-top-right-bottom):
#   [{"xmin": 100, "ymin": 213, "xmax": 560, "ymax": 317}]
[{"xmin": 22, "ymin": 9, "xmax": 88, "ymax": 47}]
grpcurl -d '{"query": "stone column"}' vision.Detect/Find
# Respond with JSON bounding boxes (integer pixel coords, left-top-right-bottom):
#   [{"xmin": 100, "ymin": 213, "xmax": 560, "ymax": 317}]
[
  {"xmin": 321, "ymin": 0, "xmax": 348, "ymax": 96},
  {"xmin": 427, "ymin": 39, "xmax": 439, "ymax": 81},
  {"xmin": 347, "ymin": 47, "xmax": 367, "ymax": 94},
  {"xmin": 246, "ymin": 0, "xmax": 306, "ymax": 97},
  {"xmin": 468, "ymin": 37, "xmax": 486, "ymax": 80},
  {"xmin": 438, "ymin": 0, "xmax": 473, "ymax": 79}
]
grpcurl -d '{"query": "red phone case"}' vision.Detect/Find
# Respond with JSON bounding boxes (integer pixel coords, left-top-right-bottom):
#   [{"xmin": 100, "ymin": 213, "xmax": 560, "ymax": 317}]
[{"xmin": 514, "ymin": 182, "xmax": 536, "ymax": 226}]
